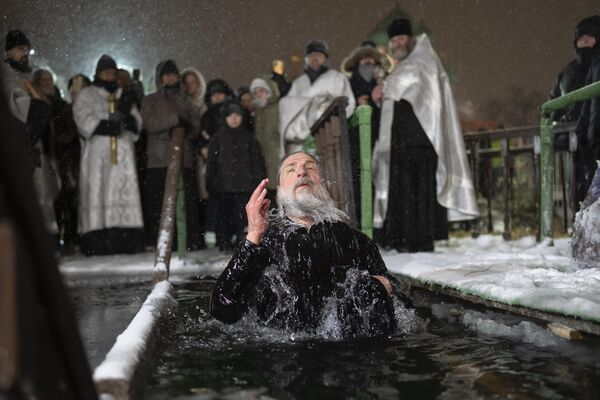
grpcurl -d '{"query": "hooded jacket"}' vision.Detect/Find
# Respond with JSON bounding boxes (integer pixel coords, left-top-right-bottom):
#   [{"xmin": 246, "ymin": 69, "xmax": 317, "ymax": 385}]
[
  {"xmin": 205, "ymin": 122, "xmax": 265, "ymax": 194},
  {"xmin": 181, "ymin": 66, "xmax": 207, "ymax": 115},
  {"xmin": 253, "ymin": 75, "xmax": 281, "ymax": 190},
  {"xmin": 141, "ymin": 60, "xmax": 202, "ymax": 169}
]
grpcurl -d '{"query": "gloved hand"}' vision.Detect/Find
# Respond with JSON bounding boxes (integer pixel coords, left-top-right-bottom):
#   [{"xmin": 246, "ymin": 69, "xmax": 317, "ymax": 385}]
[
  {"xmin": 108, "ymin": 110, "xmax": 125, "ymax": 123},
  {"xmin": 123, "ymin": 114, "xmax": 138, "ymax": 133},
  {"xmin": 117, "ymin": 91, "xmax": 137, "ymax": 114},
  {"xmin": 94, "ymin": 120, "xmax": 121, "ymax": 137}
]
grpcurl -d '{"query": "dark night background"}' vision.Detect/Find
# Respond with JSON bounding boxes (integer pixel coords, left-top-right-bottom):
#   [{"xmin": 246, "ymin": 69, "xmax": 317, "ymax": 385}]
[{"xmin": 2, "ymin": 0, "xmax": 598, "ymax": 123}]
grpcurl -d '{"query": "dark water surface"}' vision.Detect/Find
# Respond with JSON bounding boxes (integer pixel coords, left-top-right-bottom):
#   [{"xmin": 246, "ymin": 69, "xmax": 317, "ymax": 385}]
[
  {"xmin": 142, "ymin": 280, "xmax": 600, "ymax": 400},
  {"xmin": 68, "ymin": 276, "xmax": 153, "ymax": 368}
]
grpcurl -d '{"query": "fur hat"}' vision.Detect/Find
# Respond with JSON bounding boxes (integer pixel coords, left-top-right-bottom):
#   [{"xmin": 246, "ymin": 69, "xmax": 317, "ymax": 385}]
[
  {"xmin": 95, "ymin": 54, "xmax": 117, "ymax": 74},
  {"xmin": 341, "ymin": 44, "xmax": 391, "ymax": 75},
  {"xmin": 574, "ymin": 15, "xmax": 600, "ymax": 47},
  {"xmin": 5, "ymin": 30, "xmax": 30, "ymax": 52},
  {"xmin": 387, "ymin": 18, "xmax": 413, "ymax": 39},
  {"xmin": 305, "ymin": 40, "xmax": 329, "ymax": 57}
]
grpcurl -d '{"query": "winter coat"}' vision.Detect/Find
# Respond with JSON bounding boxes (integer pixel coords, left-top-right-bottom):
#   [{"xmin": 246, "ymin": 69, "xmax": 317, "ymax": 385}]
[
  {"xmin": 73, "ymin": 84, "xmax": 143, "ymax": 234},
  {"xmin": 206, "ymin": 125, "xmax": 265, "ymax": 194},
  {"xmin": 271, "ymin": 71, "xmax": 291, "ymax": 98},
  {"xmin": 210, "ymin": 218, "xmax": 412, "ymax": 336},
  {"xmin": 1, "ymin": 61, "xmax": 32, "ymax": 122},
  {"xmin": 141, "ymin": 61, "xmax": 202, "ymax": 169},
  {"xmin": 578, "ymin": 53, "xmax": 600, "ymax": 170},
  {"xmin": 201, "ymin": 79, "xmax": 233, "ymax": 147},
  {"xmin": 253, "ymin": 76, "xmax": 281, "ymax": 190},
  {"xmin": 1, "ymin": 61, "xmax": 51, "ymax": 148},
  {"xmin": 550, "ymin": 59, "xmax": 590, "ymax": 123}
]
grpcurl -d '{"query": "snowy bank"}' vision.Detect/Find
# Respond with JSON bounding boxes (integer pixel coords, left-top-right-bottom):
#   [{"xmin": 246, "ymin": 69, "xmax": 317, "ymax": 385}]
[{"xmin": 383, "ymin": 235, "xmax": 600, "ymax": 324}]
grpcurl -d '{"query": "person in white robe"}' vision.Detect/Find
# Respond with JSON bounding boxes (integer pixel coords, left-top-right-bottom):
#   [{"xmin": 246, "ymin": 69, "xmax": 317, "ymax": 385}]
[
  {"xmin": 73, "ymin": 54, "xmax": 144, "ymax": 256},
  {"xmin": 372, "ymin": 19, "xmax": 479, "ymax": 252},
  {"xmin": 1, "ymin": 30, "xmax": 58, "ymax": 236},
  {"xmin": 279, "ymin": 39, "xmax": 356, "ymax": 154}
]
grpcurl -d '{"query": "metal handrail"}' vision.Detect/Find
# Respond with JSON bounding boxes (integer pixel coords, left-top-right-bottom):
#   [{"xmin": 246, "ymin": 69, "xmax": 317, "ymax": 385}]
[
  {"xmin": 463, "ymin": 123, "xmax": 577, "ymax": 240},
  {"xmin": 539, "ymin": 80, "xmax": 600, "ymax": 243}
]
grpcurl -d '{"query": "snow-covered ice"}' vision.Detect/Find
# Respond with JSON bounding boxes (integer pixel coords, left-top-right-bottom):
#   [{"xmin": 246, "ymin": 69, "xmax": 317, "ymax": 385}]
[{"xmin": 384, "ymin": 235, "xmax": 600, "ymax": 323}]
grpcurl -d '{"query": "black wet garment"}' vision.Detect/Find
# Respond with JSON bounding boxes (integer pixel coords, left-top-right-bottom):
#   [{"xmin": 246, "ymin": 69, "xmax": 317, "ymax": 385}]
[{"xmin": 210, "ymin": 219, "xmax": 412, "ymax": 336}]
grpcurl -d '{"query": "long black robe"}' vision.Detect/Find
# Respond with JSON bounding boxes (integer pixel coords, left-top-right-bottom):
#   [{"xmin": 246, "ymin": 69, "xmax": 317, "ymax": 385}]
[
  {"xmin": 210, "ymin": 218, "xmax": 412, "ymax": 337},
  {"xmin": 376, "ymin": 100, "xmax": 448, "ymax": 252}
]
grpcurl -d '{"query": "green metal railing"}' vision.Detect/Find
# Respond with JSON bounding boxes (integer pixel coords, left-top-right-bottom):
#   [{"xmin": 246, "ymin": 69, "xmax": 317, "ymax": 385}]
[
  {"xmin": 348, "ymin": 105, "xmax": 374, "ymax": 238},
  {"xmin": 540, "ymin": 80, "xmax": 600, "ymax": 243},
  {"xmin": 356, "ymin": 105, "xmax": 374, "ymax": 238}
]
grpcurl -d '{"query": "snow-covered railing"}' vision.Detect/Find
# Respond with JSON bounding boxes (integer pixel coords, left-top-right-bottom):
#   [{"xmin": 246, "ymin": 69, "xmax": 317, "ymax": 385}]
[{"xmin": 94, "ymin": 281, "xmax": 176, "ymax": 399}]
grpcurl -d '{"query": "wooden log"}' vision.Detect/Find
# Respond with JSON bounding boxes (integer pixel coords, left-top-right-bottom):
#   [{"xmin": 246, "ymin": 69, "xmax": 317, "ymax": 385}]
[
  {"xmin": 0, "ymin": 222, "xmax": 17, "ymax": 391},
  {"xmin": 153, "ymin": 127, "xmax": 185, "ymax": 282},
  {"xmin": 547, "ymin": 322, "xmax": 584, "ymax": 340}
]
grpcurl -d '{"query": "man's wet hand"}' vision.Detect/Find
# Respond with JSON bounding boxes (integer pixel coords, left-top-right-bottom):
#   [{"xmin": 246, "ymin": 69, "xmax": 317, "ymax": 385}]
[
  {"xmin": 246, "ymin": 179, "xmax": 271, "ymax": 245},
  {"xmin": 372, "ymin": 275, "xmax": 393, "ymax": 296}
]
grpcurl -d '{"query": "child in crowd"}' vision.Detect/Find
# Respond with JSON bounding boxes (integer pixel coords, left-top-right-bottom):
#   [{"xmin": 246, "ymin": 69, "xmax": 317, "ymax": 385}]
[{"xmin": 206, "ymin": 101, "xmax": 265, "ymax": 251}]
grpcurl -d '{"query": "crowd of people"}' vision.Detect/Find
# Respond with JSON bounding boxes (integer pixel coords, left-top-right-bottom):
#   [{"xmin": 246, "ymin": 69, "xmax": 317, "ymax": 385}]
[{"xmin": 9, "ymin": 14, "xmax": 600, "ymax": 260}]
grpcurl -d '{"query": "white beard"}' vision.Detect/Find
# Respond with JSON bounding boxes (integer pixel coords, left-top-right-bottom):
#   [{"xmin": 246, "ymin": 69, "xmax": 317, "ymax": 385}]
[{"xmin": 277, "ymin": 182, "xmax": 347, "ymax": 224}]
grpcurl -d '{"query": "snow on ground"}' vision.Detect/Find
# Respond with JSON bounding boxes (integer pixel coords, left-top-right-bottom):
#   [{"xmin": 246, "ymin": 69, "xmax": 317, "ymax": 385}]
[
  {"xmin": 384, "ymin": 235, "xmax": 600, "ymax": 323},
  {"xmin": 60, "ymin": 235, "xmax": 600, "ymax": 324}
]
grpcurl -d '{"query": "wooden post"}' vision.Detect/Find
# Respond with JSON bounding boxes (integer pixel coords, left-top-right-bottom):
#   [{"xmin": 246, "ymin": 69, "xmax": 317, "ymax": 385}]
[
  {"xmin": 153, "ymin": 127, "xmax": 185, "ymax": 282},
  {"xmin": 310, "ymin": 97, "xmax": 356, "ymax": 224},
  {"xmin": 559, "ymin": 154, "xmax": 568, "ymax": 233},
  {"xmin": 470, "ymin": 141, "xmax": 481, "ymax": 238},
  {"xmin": 501, "ymin": 138, "xmax": 511, "ymax": 240},
  {"xmin": 0, "ymin": 222, "xmax": 18, "ymax": 392}
]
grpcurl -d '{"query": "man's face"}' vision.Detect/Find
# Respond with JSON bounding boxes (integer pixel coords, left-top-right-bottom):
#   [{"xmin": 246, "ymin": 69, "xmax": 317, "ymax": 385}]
[
  {"xmin": 253, "ymin": 87, "xmax": 269, "ymax": 101},
  {"xmin": 183, "ymin": 74, "xmax": 199, "ymax": 96},
  {"xmin": 117, "ymin": 70, "xmax": 131, "ymax": 88},
  {"xmin": 98, "ymin": 69, "xmax": 117, "ymax": 82},
  {"xmin": 279, "ymin": 153, "xmax": 322, "ymax": 198},
  {"xmin": 577, "ymin": 34, "xmax": 597, "ymax": 49},
  {"xmin": 38, "ymin": 72, "xmax": 54, "ymax": 96},
  {"xmin": 359, "ymin": 57, "xmax": 376, "ymax": 66},
  {"xmin": 211, "ymin": 92, "xmax": 226, "ymax": 104},
  {"xmin": 6, "ymin": 45, "xmax": 29, "ymax": 64},
  {"xmin": 240, "ymin": 93, "xmax": 255, "ymax": 112},
  {"xmin": 161, "ymin": 73, "xmax": 179, "ymax": 87},
  {"xmin": 389, "ymin": 35, "xmax": 412, "ymax": 61},
  {"xmin": 225, "ymin": 112, "xmax": 242, "ymax": 129},
  {"xmin": 306, "ymin": 52, "xmax": 326, "ymax": 71}
]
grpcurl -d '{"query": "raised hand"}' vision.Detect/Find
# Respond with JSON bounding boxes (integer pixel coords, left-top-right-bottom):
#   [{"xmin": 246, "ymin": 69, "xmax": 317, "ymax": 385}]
[{"xmin": 245, "ymin": 179, "xmax": 271, "ymax": 245}]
